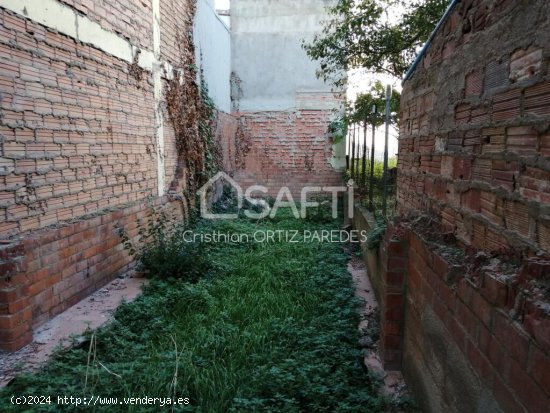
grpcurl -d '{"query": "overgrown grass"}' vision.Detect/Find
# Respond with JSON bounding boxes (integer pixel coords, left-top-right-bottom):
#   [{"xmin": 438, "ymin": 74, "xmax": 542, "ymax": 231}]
[{"xmin": 0, "ymin": 209, "xmax": 391, "ymax": 412}]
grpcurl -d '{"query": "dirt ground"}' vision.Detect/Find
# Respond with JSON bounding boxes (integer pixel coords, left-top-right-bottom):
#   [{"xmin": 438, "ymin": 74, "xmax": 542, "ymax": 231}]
[{"xmin": 348, "ymin": 256, "xmax": 409, "ymax": 400}]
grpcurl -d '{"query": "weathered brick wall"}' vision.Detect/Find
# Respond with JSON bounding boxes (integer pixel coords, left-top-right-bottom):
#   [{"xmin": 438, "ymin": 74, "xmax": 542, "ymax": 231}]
[
  {"xmin": 58, "ymin": 0, "xmax": 153, "ymax": 50},
  {"xmin": 389, "ymin": 1, "xmax": 550, "ymax": 412},
  {"xmin": 0, "ymin": 1, "xmax": 236, "ymax": 350},
  {"xmin": 398, "ymin": 0, "xmax": 550, "ymax": 255},
  {"xmin": 403, "ymin": 222, "xmax": 550, "ymax": 413},
  {"xmin": 160, "ymin": 0, "xmax": 189, "ymax": 67},
  {"xmin": 354, "ymin": 206, "xmax": 550, "ymax": 412},
  {"xmin": 0, "ymin": 198, "xmax": 184, "ymax": 350},
  {"xmin": 216, "ymin": 112, "xmax": 239, "ymax": 173},
  {"xmin": 234, "ymin": 110, "xmax": 343, "ymax": 198},
  {"xmin": 1, "ymin": 8, "xmax": 158, "ymax": 237}
]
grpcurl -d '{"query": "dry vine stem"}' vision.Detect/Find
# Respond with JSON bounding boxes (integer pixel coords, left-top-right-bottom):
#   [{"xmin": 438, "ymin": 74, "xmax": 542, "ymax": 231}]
[
  {"xmin": 235, "ymin": 118, "xmax": 252, "ymax": 170},
  {"xmin": 163, "ymin": 0, "xmax": 221, "ymax": 197}
]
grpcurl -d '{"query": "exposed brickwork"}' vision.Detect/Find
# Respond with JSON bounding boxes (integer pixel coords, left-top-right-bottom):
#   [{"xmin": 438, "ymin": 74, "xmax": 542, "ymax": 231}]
[
  {"xmin": 390, "ymin": 1, "xmax": 550, "ymax": 411},
  {"xmin": 234, "ymin": 109, "xmax": 343, "ymax": 198},
  {"xmin": 406, "ymin": 227, "xmax": 549, "ymax": 413},
  {"xmin": 0, "ymin": 198, "xmax": 183, "ymax": 351},
  {"xmin": 378, "ymin": 222, "xmax": 408, "ymax": 369},
  {"xmin": 0, "ymin": 3, "xmax": 237, "ymax": 350},
  {"xmin": 216, "ymin": 111, "xmax": 239, "ymax": 173},
  {"xmin": 398, "ymin": 0, "xmax": 550, "ymax": 255},
  {"xmin": 360, "ymin": 217, "xmax": 550, "ymax": 412},
  {"xmin": 0, "ymin": 0, "xmax": 336, "ymax": 351},
  {"xmin": 0, "ymin": 8, "xmax": 159, "ymax": 238},
  {"xmin": 58, "ymin": 0, "xmax": 153, "ymax": 50},
  {"xmin": 160, "ymin": 0, "xmax": 191, "ymax": 67}
]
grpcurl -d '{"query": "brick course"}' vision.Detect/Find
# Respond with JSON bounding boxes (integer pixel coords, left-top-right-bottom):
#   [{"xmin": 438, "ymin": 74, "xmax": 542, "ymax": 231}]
[
  {"xmin": 389, "ymin": 0, "xmax": 550, "ymax": 411},
  {"xmin": 398, "ymin": 0, "xmax": 550, "ymax": 255},
  {"xmin": 0, "ymin": 197, "xmax": 183, "ymax": 351},
  {"xmin": 0, "ymin": 3, "xmax": 238, "ymax": 350},
  {"xmin": 0, "ymin": 8, "xmax": 160, "ymax": 238},
  {"xmin": 363, "ymin": 217, "xmax": 550, "ymax": 412},
  {"xmin": 234, "ymin": 109, "xmax": 343, "ymax": 198}
]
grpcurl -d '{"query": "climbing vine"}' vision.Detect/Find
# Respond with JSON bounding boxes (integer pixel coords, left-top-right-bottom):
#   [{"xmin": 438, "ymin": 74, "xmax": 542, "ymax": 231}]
[
  {"xmin": 199, "ymin": 81, "xmax": 223, "ymax": 178},
  {"xmin": 163, "ymin": 0, "xmax": 221, "ymax": 196}
]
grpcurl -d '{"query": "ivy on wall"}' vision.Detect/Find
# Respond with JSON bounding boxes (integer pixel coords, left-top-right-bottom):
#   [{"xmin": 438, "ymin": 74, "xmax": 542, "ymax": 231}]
[{"xmin": 163, "ymin": 0, "xmax": 222, "ymax": 196}]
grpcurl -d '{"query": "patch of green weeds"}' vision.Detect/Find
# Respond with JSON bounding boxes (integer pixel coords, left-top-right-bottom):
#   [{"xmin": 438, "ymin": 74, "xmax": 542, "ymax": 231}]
[
  {"xmin": 1, "ymin": 208, "xmax": 407, "ymax": 412},
  {"xmin": 366, "ymin": 216, "xmax": 387, "ymax": 250}
]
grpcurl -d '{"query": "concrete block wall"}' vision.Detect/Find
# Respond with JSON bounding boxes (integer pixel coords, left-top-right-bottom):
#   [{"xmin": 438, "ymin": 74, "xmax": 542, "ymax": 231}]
[
  {"xmin": 0, "ymin": 0, "xmax": 235, "ymax": 351},
  {"xmin": 398, "ymin": 0, "xmax": 550, "ymax": 255}
]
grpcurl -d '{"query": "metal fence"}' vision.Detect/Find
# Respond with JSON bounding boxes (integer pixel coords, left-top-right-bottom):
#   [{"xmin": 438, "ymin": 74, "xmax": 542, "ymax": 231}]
[{"xmin": 346, "ymin": 86, "xmax": 396, "ymax": 219}]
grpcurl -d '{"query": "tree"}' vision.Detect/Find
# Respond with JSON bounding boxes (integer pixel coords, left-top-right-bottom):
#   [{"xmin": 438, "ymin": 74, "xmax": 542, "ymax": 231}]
[
  {"xmin": 303, "ymin": 0, "xmax": 450, "ymax": 86},
  {"xmin": 350, "ymin": 81, "xmax": 401, "ymax": 126}
]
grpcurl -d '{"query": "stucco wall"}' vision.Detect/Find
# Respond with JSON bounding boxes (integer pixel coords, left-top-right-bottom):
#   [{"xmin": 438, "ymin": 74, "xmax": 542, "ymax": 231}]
[
  {"xmin": 231, "ymin": 0, "xmax": 339, "ymax": 111},
  {"xmin": 194, "ymin": 0, "xmax": 231, "ymax": 112}
]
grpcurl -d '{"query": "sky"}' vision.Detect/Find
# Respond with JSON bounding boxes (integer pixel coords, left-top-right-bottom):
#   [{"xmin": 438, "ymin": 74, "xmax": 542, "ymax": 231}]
[
  {"xmin": 347, "ymin": 70, "xmax": 401, "ymax": 160},
  {"xmin": 345, "ymin": 1, "xmax": 410, "ymax": 160},
  {"xmin": 215, "ymin": 0, "xmax": 230, "ymax": 10}
]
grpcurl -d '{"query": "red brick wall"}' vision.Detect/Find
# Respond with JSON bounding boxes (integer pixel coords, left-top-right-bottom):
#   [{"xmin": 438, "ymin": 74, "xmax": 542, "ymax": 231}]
[
  {"xmin": 390, "ymin": 1, "xmax": 550, "ymax": 411},
  {"xmin": 0, "ymin": 2, "xmax": 237, "ymax": 350},
  {"xmin": 405, "ymin": 226, "xmax": 549, "ymax": 413},
  {"xmin": 398, "ymin": 0, "xmax": 550, "ymax": 255},
  {"xmin": 216, "ymin": 112, "xmax": 239, "ymax": 173},
  {"xmin": 363, "ymin": 217, "xmax": 550, "ymax": 413},
  {"xmin": 0, "ymin": 7, "xmax": 159, "ymax": 237},
  {"xmin": 234, "ymin": 110, "xmax": 343, "ymax": 198},
  {"xmin": 0, "ymin": 198, "xmax": 184, "ymax": 351},
  {"xmin": 58, "ymin": 0, "xmax": 153, "ymax": 50},
  {"xmin": 160, "ymin": 0, "xmax": 191, "ymax": 66},
  {"xmin": 377, "ymin": 221, "xmax": 408, "ymax": 370}
]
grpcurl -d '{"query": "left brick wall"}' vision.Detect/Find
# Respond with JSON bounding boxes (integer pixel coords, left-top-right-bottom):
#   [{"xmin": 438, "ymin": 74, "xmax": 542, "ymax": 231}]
[
  {"xmin": 0, "ymin": 1, "xmax": 234, "ymax": 351},
  {"xmin": 0, "ymin": 3, "xmax": 167, "ymax": 351},
  {"xmin": 0, "ymin": 198, "xmax": 184, "ymax": 351}
]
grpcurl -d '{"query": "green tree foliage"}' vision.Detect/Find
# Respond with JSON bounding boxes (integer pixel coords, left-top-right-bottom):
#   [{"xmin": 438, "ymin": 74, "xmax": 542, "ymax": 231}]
[
  {"xmin": 349, "ymin": 81, "xmax": 401, "ymax": 125},
  {"xmin": 303, "ymin": 0, "xmax": 450, "ymax": 85}
]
